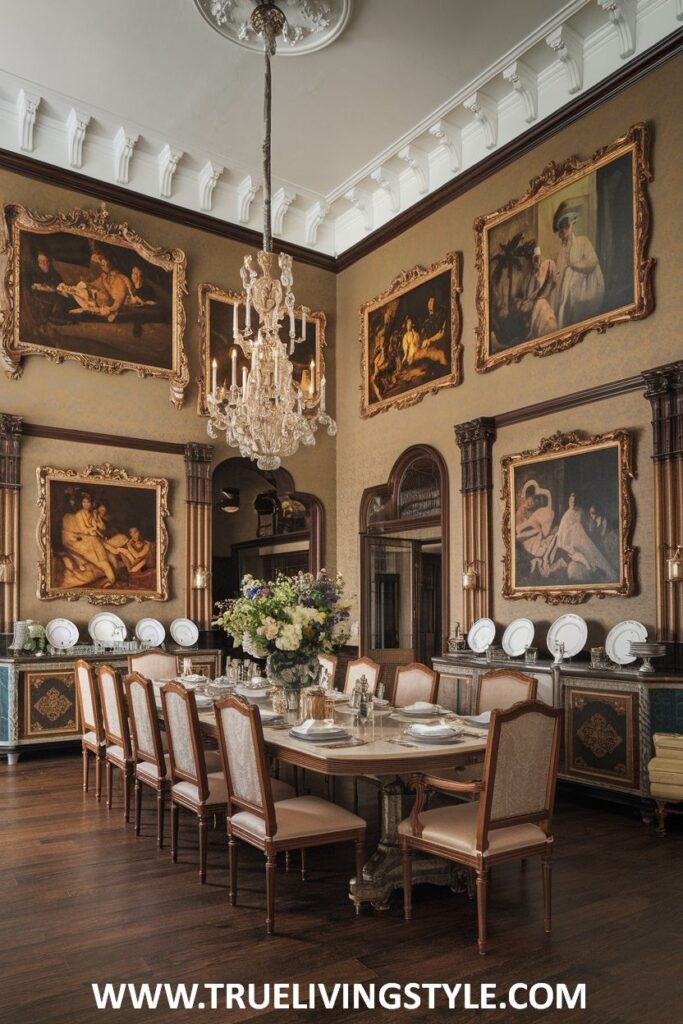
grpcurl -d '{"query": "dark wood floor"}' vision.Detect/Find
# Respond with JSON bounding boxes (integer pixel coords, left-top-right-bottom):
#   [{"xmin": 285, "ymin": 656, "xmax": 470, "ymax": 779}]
[{"xmin": 1, "ymin": 753, "xmax": 682, "ymax": 1024}]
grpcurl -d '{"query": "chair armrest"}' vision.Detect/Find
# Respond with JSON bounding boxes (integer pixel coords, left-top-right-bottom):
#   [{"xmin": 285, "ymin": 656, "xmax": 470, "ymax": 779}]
[
  {"xmin": 420, "ymin": 773, "xmax": 485, "ymax": 795},
  {"xmin": 406, "ymin": 772, "xmax": 485, "ymax": 838}
]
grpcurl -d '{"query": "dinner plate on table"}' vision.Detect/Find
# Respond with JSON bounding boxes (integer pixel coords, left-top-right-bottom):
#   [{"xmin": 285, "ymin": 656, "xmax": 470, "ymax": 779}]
[
  {"xmin": 502, "ymin": 618, "xmax": 534, "ymax": 658},
  {"xmin": 406, "ymin": 724, "xmax": 462, "ymax": 744},
  {"xmin": 88, "ymin": 612, "xmax": 127, "ymax": 645},
  {"xmin": 135, "ymin": 618, "xmax": 165, "ymax": 647},
  {"xmin": 177, "ymin": 674, "xmax": 207, "ymax": 689},
  {"xmin": 45, "ymin": 618, "xmax": 79, "ymax": 649},
  {"xmin": 290, "ymin": 723, "xmax": 350, "ymax": 743},
  {"xmin": 235, "ymin": 684, "xmax": 272, "ymax": 702},
  {"xmin": 395, "ymin": 702, "xmax": 442, "ymax": 718},
  {"xmin": 170, "ymin": 618, "xmax": 199, "ymax": 647},
  {"xmin": 605, "ymin": 620, "xmax": 647, "ymax": 665},
  {"xmin": 547, "ymin": 614, "xmax": 587, "ymax": 659},
  {"xmin": 467, "ymin": 617, "xmax": 496, "ymax": 653}
]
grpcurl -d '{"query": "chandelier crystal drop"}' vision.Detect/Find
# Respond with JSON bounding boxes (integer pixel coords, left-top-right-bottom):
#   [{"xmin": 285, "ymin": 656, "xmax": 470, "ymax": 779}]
[{"xmin": 206, "ymin": 1, "xmax": 336, "ymax": 470}]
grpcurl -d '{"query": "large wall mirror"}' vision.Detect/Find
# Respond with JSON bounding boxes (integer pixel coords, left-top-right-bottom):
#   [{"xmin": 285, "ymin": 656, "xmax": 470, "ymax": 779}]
[
  {"xmin": 211, "ymin": 457, "xmax": 324, "ymax": 609},
  {"xmin": 359, "ymin": 445, "xmax": 449, "ymax": 674}
]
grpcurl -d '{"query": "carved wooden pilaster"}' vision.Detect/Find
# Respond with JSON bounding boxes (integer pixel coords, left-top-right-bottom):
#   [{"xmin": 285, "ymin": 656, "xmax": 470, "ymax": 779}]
[
  {"xmin": 454, "ymin": 418, "xmax": 496, "ymax": 629},
  {"xmin": 643, "ymin": 361, "xmax": 683, "ymax": 642},
  {"xmin": 0, "ymin": 414, "xmax": 22, "ymax": 633},
  {"xmin": 184, "ymin": 443, "xmax": 214, "ymax": 630}
]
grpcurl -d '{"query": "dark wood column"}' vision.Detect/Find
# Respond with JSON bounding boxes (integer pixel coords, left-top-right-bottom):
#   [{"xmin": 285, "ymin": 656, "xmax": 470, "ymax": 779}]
[
  {"xmin": 643, "ymin": 360, "xmax": 683, "ymax": 642},
  {"xmin": 184, "ymin": 442, "xmax": 214, "ymax": 630},
  {"xmin": 454, "ymin": 417, "xmax": 496, "ymax": 629},
  {"xmin": 0, "ymin": 414, "xmax": 22, "ymax": 633}
]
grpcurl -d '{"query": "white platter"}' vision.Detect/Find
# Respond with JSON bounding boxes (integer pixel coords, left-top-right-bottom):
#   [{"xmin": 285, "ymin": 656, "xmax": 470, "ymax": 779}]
[
  {"xmin": 546, "ymin": 614, "xmax": 587, "ymax": 659},
  {"xmin": 605, "ymin": 620, "xmax": 647, "ymax": 665},
  {"xmin": 88, "ymin": 612, "xmax": 127, "ymax": 645},
  {"xmin": 502, "ymin": 618, "xmax": 535, "ymax": 658},
  {"xmin": 135, "ymin": 618, "xmax": 165, "ymax": 647},
  {"xmin": 45, "ymin": 618, "xmax": 79, "ymax": 649},
  {"xmin": 467, "ymin": 617, "xmax": 496, "ymax": 653},
  {"xmin": 170, "ymin": 618, "xmax": 199, "ymax": 647}
]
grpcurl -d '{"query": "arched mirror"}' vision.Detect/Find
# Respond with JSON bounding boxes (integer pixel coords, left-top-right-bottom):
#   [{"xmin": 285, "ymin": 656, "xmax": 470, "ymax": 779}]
[
  {"xmin": 359, "ymin": 445, "xmax": 449, "ymax": 673},
  {"xmin": 211, "ymin": 457, "xmax": 324, "ymax": 608}
]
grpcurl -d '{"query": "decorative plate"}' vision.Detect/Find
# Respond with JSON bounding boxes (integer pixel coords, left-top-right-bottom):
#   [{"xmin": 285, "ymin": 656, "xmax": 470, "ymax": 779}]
[
  {"xmin": 135, "ymin": 618, "xmax": 166, "ymax": 647},
  {"xmin": 467, "ymin": 618, "xmax": 496, "ymax": 653},
  {"xmin": 502, "ymin": 618, "xmax": 535, "ymax": 658},
  {"xmin": 605, "ymin": 620, "xmax": 648, "ymax": 665},
  {"xmin": 45, "ymin": 618, "xmax": 79, "ymax": 649},
  {"xmin": 170, "ymin": 618, "xmax": 199, "ymax": 647},
  {"xmin": 88, "ymin": 612, "xmax": 127, "ymax": 644},
  {"xmin": 546, "ymin": 614, "xmax": 587, "ymax": 659}
]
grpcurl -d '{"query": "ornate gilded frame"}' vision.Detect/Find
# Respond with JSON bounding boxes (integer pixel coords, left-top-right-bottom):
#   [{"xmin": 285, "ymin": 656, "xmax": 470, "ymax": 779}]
[
  {"xmin": 197, "ymin": 281, "xmax": 327, "ymax": 416},
  {"xmin": 501, "ymin": 429, "xmax": 635, "ymax": 605},
  {"xmin": 1, "ymin": 204, "xmax": 189, "ymax": 407},
  {"xmin": 360, "ymin": 251, "xmax": 463, "ymax": 418},
  {"xmin": 474, "ymin": 123, "xmax": 654, "ymax": 373},
  {"xmin": 37, "ymin": 463, "xmax": 170, "ymax": 605}
]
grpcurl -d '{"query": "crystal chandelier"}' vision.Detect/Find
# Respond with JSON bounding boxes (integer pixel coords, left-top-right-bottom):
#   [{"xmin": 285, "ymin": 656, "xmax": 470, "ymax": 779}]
[{"xmin": 206, "ymin": 1, "xmax": 336, "ymax": 470}]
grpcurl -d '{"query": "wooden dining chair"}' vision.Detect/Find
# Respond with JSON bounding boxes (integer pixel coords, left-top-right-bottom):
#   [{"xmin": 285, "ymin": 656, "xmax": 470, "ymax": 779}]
[
  {"xmin": 125, "ymin": 672, "xmax": 171, "ymax": 847},
  {"xmin": 393, "ymin": 663, "xmax": 439, "ymax": 707},
  {"xmin": 474, "ymin": 668, "xmax": 538, "ymax": 714},
  {"xmin": 400, "ymin": 700, "xmax": 563, "ymax": 955},
  {"xmin": 74, "ymin": 659, "xmax": 106, "ymax": 800},
  {"xmin": 96, "ymin": 664, "xmax": 136, "ymax": 822},
  {"xmin": 128, "ymin": 649, "xmax": 178, "ymax": 681},
  {"xmin": 214, "ymin": 694, "xmax": 367, "ymax": 934},
  {"xmin": 343, "ymin": 656, "xmax": 380, "ymax": 696},
  {"xmin": 318, "ymin": 653, "xmax": 338, "ymax": 689}
]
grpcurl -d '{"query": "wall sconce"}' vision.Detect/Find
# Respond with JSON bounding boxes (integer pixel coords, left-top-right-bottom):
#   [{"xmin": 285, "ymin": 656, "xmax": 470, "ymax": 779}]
[
  {"xmin": 665, "ymin": 546, "xmax": 682, "ymax": 583},
  {"xmin": 191, "ymin": 565, "xmax": 209, "ymax": 590},
  {"xmin": 462, "ymin": 562, "xmax": 479, "ymax": 591},
  {"xmin": 0, "ymin": 554, "xmax": 15, "ymax": 584},
  {"xmin": 219, "ymin": 487, "xmax": 240, "ymax": 513}
]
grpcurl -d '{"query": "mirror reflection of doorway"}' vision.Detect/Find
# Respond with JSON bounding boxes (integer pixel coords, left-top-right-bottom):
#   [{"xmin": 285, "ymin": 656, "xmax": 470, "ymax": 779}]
[{"xmin": 360, "ymin": 446, "xmax": 449, "ymax": 683}]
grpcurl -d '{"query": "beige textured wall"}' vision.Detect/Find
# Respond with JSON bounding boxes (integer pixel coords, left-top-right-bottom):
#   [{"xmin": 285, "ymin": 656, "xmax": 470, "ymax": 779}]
[
  {"xmin": 0, "ymin": 169, "xmax": 337, "ymax": 628},
  {"xmin": 335, "ymin": 57, "xmax": 683, "ymax": 643}
]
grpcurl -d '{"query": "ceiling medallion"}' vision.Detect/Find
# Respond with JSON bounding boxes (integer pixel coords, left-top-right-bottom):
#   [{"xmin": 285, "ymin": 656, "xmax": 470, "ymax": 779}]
[{"xmin": 193, "ymin": 0, "xmax": 352, "ymax": 54}]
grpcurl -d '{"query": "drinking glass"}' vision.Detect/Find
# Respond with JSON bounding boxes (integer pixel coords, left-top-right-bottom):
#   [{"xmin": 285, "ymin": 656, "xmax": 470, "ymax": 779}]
[
  {"xmin": 181, "ymin": 657, "xmax": 193, "ymax": 677},
  {"xmin": 524, "ymin": 647, "xmax": 538, "ymax": 665},
  {"xmin": 591, "ymin": 647, "xmax": 606, "ymax": 669}
]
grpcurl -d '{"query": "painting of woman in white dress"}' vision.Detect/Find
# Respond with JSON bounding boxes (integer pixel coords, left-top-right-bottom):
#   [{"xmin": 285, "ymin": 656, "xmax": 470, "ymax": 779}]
[
  {"xmin": 503, "ymin": 431, "xmax": 634, "ymax": 602},
  {"xmin": 37, "ymin": 465, "xmax": 169, "ymax": 603},
  {"xmin": 475, "ymin": 124, "xmax": 653, "ymax": 372}
]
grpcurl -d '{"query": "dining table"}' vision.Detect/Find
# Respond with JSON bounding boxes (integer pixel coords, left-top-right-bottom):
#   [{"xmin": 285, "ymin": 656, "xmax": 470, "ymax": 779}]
[{"xmin": 196, "ymin": 698, "xmax": 488, "ymax": 910}]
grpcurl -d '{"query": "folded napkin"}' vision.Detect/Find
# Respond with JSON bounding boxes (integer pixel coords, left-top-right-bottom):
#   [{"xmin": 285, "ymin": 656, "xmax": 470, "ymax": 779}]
[
  {"xmin": 409, "ymin": 722, "xmax": 456, "ymax": 737},
  {"xmin": 295, "ymin": 718, "xmax": 339, "ymax": 734},
  {"xmin": 404, "ymin": 701, "xmax": 436, "ymax": 712},
  {"xmin": 457, "ymin": 711, "xmax": 491, "ymax": 726}
]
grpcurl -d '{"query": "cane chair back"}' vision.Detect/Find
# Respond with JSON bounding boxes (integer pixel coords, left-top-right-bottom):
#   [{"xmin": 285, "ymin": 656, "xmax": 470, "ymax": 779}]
[
  {"xmin": 128, "ymin": 649, "xmax": 178, "ymax": 681},
  {"xmin": 75, "ymin": 659, "xmax": 104, "ymax": 741},
  {"xmin": 125, "ymin": 672, "xmax": 166, "ymax": 776},
  {"xmin": 161, "ymin": 682, "xmax": 209, "ymax": 801},
  {"xmin": 475, "ymin": 669, "xmax": 538, "ymax": 714},
  {"xmin": 394, "ymin": 663, "xmax": 439, "ymax": 707},
  {"xmin": 343, "ymin": 656, "xmax": 380, "ymax": 696},
  {"xmin": 97, "ymin": 665, "xmax": 132, "ymax": 757},
  {"xmin": 214, "ymin": 696, "xmax": 277, "ymax": 834}
]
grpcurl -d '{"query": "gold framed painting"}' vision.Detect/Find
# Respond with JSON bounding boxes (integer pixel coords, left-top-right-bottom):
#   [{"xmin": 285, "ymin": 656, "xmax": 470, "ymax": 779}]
[
  {"xmin": 360, "ymin": 251, "xmax": 463, "ymax": 418},
  {"xmin": 501, "ymin": 430, "xmax": 635, "ymax": 605},
  {"xmin": 197, "ymin": 281, "xmax": 327, "ymax": 416},
  {"xmin": 37, "ymin": 464, "xmax": 170, "ymax": 605},
  {"xmin": 1, "ymin": 204, "xmax": 189, "ymax": 407},
  {"xmin": 474, "ymin": 123, "xmax": 654, "ymax": 373}
]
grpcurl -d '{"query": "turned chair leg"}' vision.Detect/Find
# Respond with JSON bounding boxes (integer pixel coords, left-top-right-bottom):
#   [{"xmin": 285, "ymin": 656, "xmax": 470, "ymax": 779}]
[
  {"xmin": 228, "ymin": 836, "xmax": 238, "ymax": 906},
  {"xmin": 402, "ymin": 845, "xmax": 413, "ymax": 920},
  {"xmin": 106, "ymin": 761, "xmax": 113, "ymax": 810},
  {"xmin": 171, "ymin": 802, "xmax": 179, "ymax": 862},
  {"xmin": 157, "ymin": 790, "xmax": 165, "ymax": 848},
  {"xmin": 134, "ymin": 779, "xmax": 142, "ymax": 836},
  {"xmin": 265, "ymin": 852, "xmax": 276, "ymax": 935},
  {"xmin": 300, "ymin": 848, "xmax": 307, "ymax": 881},
  {"xmin": 95, "ymin": 753, "xmax": 103, "ymax": 802},
  {"xmin": 123, "ymin": 766, "xmax": 132, "ymax": 823},
  {"xmin": 476, "ymin": 867, "xmax": 489, "ymax": 956},
  {"xmin": 655, "ymin": 799, "xmax": 668, "ymax": 837},
  {"xmin": 82, "ymin": 747, "xmax": 90, "ymax": 792},
  {"xmin": 542, "ymin": 851, "xmax": 552, "ymax": 934},
  {"xmin": 198, "ymin": 814, "xmax": 209, "ymax": 884},
  {"xmin": 354, "ymin": 839, "xmax": 365, "ymax": 916}
]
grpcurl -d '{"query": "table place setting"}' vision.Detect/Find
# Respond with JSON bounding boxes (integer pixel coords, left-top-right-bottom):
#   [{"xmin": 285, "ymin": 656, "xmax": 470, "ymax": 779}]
[
  {"xmin": 391, "ymin": 701, "xmax": 445, "ymax": 722},
  {"xmin": 401, "ymin": 721, "xmax": 464, "ymax": 745}
]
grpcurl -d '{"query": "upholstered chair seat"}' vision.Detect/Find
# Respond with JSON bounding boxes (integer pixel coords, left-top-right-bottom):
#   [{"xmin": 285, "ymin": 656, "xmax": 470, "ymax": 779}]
[
  {"xmin": 98, "ymin": 664, "xmax": 136, "ymax": 822},
  {"xmin": 214, "ymin": 695, "xmax": 367, "ymax": 934},
  {"xmin": 400, "ymin": 700, "xmax": 562, "ymax": 956},
  {"xmin": 75, "ymin": 659, "xmax": 107, "ymax": 801}
]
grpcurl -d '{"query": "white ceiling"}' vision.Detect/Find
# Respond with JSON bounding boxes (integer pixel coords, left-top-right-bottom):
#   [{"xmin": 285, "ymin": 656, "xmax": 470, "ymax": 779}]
[{"xmin": 0, "ymin": 0, "xmax": 677, "ymax": 254}]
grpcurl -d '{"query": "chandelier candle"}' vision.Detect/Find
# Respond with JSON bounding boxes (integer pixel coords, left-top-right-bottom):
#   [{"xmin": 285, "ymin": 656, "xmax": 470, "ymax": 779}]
[{"xmin": 205, "ymin": 1, "xmax": 336, "ymax": 470}]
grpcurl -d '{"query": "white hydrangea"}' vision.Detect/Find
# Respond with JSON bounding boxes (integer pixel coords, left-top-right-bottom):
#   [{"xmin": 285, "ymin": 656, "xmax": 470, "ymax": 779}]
[
  {"xmin": 291, "ymin": 606, "xmax": 324, "ymax": 627},
  {"xmin": 275, "ymin": 623, "xmax": 303, "ymax": 651}
]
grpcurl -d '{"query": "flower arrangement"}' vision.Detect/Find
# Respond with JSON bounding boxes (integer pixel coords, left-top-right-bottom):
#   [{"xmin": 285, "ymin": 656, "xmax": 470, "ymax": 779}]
[{"xmin": 214, "ymin": 570, "xmax": 351, "ymax": 687}]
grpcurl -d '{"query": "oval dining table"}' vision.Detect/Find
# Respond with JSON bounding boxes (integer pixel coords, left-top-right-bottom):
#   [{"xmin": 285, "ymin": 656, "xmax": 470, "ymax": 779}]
[{"xmin": 198, "ymin": 706, "xmax": 488, "ymax": 910}]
